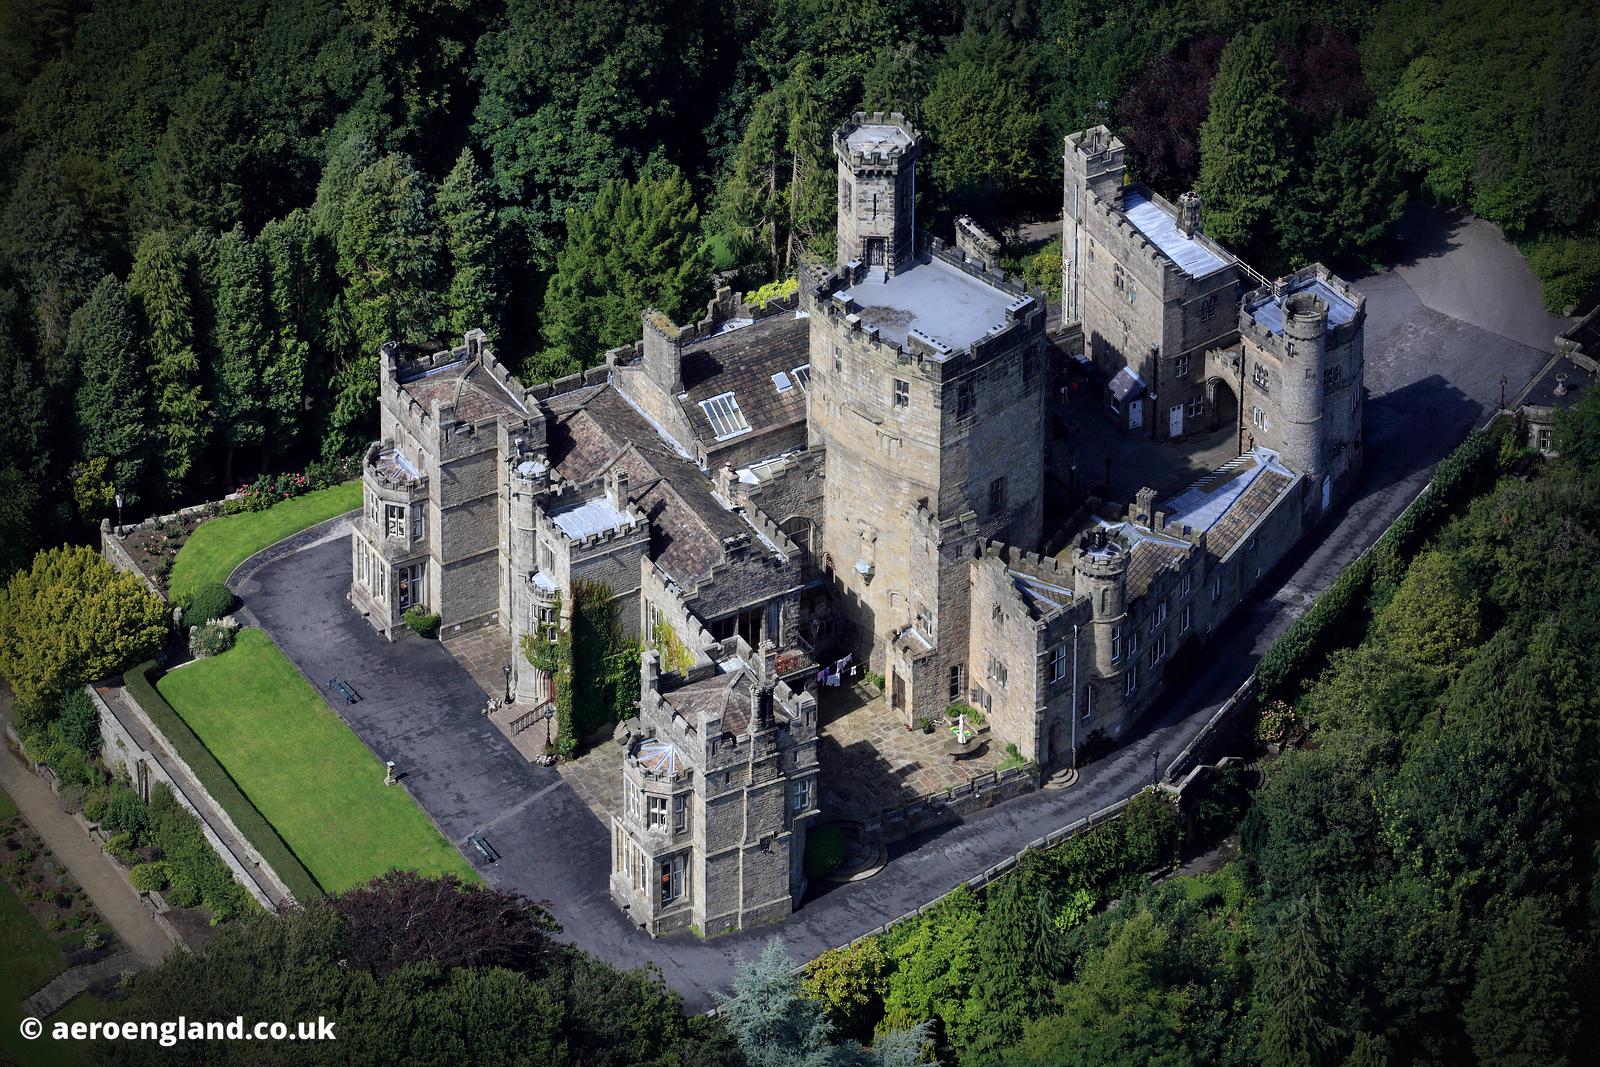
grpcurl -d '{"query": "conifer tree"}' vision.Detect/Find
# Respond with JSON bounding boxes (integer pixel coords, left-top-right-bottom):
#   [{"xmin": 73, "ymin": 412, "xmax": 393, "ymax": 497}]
[
  {"xmin": 439, "ymin": 147, "xmax": 501, "ymax": 340},
  {"xmin": 211, "ymin": 226, "xmax": 270, "ymax": 486},
  {"xmin": 717, "ymin": 60, "xmax": 835, "ymax": 280},
  {"xmin": 336, "ymin": 152, "xmax": 444, "ymax": 355},
  {"xmin": 1255, "ymin": 895, "xmax": 1341, "ymax": 1067},
  {"xmin": 717, "ymin": 938, "xmax": 874, "ymax": 1067},
  {"xmin": 68, "ymin": 275, "xmax": 150, "ymax": 506},
  {"xmin": 128, "ymin": 230, "xmax": 208, "ymax": 498},
  {"xmin": 321, "ymin": 295, "xmax": 376, "ymax": 462},
  {"xmin": 1464, "ymin": 896, "xmax": 1580, "ymax": 1067},
  {"xmin": 1197, "ymin": 26, "xmax": 1293, "ymax": 259},
  {"xmin": 537, "ymin": 167, "xmax": 710, "ymax": 379},
  {"xmin": 259, "ymin": 211, "xmax": 324, "ymax": 459}
]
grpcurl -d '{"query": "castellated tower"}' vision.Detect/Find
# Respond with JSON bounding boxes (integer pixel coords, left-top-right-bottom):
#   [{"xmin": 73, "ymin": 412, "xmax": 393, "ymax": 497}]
[
  {"xmin": 1061, "ymin": 127, "xmax": 1128, "ymax": 325},
  {"xmin": 1274, "ymin": 292, "xmax": 1328, "ymax": 479},
  {"xmin": 1072, "ymin": 528, "xmax": 1130, "ymax": 680},
  {"xmin": 834, "ymin": 112, "xmax": 921, "ymax": 274},
  {"xmin": 1238, "ymin": 265, "xmax": 1366, "ymax": 513}
]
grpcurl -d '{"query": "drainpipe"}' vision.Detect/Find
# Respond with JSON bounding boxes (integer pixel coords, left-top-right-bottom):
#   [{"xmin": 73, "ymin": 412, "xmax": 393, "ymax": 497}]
[{"xmin": 1070, "ymin": 622, "xmax": 1079, "ymax": 770}]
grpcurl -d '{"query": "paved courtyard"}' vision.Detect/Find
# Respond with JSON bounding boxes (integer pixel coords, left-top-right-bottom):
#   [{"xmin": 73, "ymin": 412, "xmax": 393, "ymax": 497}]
[
  {"xmin": 818, "ymin": 681, "xmax": 1004, "ymax": 822},
  {"xmin": 444, "ymin": 627, "xmax": 514, "ymax": 707}
]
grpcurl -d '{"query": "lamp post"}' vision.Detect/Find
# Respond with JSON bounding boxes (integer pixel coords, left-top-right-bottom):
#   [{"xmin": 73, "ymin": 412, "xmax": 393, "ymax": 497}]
[
  {"xmin": 1151, "ymin": 750, "xmax": 1160, "ymax": 787},
  {"xmin": 503, "ymin": 662, "xmax": 512, "ymax": 705},
  {"xmin": 114, "ymin": 491, "xmax": 124, "ymax": 533}
]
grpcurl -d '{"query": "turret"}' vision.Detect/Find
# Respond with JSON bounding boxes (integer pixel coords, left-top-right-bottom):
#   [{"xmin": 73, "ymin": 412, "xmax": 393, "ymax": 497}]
[
  {"xmin": 834, "ymin": 112, "xmax": 921, "ymax": 276},
  {"xmin": 1277, "ymin": 291, "xmax": 1328, "ymax": 479},
  {"xmin": 1072, "ymin": 527, "xmax": 1130, "ymax": 676}
]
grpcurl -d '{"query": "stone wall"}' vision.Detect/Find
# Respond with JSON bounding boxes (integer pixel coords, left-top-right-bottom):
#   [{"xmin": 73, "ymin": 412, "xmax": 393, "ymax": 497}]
[{"xmin": 91, "ymin": 687, "xmax": 285, "ymax": 911}]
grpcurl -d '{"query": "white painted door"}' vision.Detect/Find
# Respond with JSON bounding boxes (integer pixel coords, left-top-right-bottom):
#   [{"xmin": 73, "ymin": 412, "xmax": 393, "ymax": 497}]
[
  {"xmin": 1128, "ymin": 399, "xmax": 1143, "ymax": 429},
  {"xmin": 1168, "ymin": 403, "xmax": 1183, "ymax": 438}
]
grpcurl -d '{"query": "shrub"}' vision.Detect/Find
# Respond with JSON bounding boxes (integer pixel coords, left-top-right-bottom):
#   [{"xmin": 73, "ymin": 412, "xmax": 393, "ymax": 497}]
[
  {"xmin": 946, "ymin": 701, "xmax": 983, "ymax": 727},
  {"xmin": 57, "ymin": 782, "xmax": 86, "ymax": 812},
  {"xmin": 403, "ymin": 606, "xmax": 441, "ymax": 639},
  {"xmin": 188, "ymin": 619, "xmax": 238, "ymax": 658},
  {"xmin": 997, "ymin": 742, "xmax": 1026, "ymax": 772},
  {"xmin": 104, "ymin": 832, "xmax": 137, "ymax": 862},
  {"xmin": 129, "ymin": 861, "xmax": 169, "ymax": 893},
  {"xmin": 57, "ymin": 689, "xmax": 103, "ymax": 756},
  {"xmin": 102, "ymin": 788, "xmax": 151, "ymax": 839},
  {"xmin": 180, "ymin": 582, "xmax": 235, "ymax": 626},
  {"xmin": 746, "ymin": 276, "xmax": 798, "ymax": 307},
  {"xmin": 162, "ymin": 866, "xmax": 201, "ymax": 908},
  {"xmin": 0, "ymin": 546, "xmax": 169, "ymax": 709},
  {"xmin": 805, "ymin": 825, "xmax": 848, "ymax": 879}
]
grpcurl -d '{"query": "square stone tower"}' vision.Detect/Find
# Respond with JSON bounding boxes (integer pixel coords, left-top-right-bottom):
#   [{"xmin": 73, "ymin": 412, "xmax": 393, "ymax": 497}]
[{"xmin": 834, "ymin": 112, "xmax": 921, "ymax": 275}]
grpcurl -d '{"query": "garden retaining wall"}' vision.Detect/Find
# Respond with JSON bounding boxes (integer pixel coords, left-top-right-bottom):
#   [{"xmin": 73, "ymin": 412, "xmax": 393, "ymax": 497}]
[{"xmin": 89, "ymin": 686, "xmax": 288, "ymax": 912}]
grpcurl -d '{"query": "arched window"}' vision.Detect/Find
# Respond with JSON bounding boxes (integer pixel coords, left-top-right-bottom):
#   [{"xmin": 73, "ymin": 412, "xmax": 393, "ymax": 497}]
[{"xmin": 779, "ymin": 516, "xmax": 814, "ymax": 558}]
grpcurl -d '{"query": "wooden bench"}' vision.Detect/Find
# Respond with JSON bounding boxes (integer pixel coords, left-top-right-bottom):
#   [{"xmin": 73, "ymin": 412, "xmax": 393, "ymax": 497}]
[{"xmin": 328, "ymin": 677, "xmax": 361, "ymax": 705}]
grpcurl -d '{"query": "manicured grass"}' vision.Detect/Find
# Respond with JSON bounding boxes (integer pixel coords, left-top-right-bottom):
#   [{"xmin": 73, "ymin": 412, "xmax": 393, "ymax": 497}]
[
  {"xmin": 156, "ymin": 630, "xmax": 476, "ymax": 892},
  {"xmin": 169, "ymin": 481, "xmax": 362, "ymax": 601},
  {"xmin": 0, "ymin": 784, "xmax": 17, "ymax": 822},
  {"xmin": 125, "ymin": 664, "xmax": 323, "ymax": 903}
]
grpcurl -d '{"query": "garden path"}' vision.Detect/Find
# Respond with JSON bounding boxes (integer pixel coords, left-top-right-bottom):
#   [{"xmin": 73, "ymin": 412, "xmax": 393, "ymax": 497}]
[{"xmin": 0, "ymin": 700, "xmax": 174, "ymax": 967}]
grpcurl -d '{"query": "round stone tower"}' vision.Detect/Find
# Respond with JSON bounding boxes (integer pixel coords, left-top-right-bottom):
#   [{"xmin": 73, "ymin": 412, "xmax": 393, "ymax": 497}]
[
  {"xmin": 833, "ymin": 112, "xmax": 920, "ymax": 275},
  {"xmin": 1072, "ymin": 528, "xmax": 1130, "ymax": 677},
  {"xmin": 1276, "ymin": 291, "xmax": 1329, "ymax": 480}
]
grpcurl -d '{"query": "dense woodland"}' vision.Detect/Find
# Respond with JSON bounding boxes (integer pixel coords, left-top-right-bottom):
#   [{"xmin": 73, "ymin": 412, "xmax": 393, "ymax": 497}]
[{"xmin": 1, "ymin": 0, "xmax": 1596, "ymax": 576}]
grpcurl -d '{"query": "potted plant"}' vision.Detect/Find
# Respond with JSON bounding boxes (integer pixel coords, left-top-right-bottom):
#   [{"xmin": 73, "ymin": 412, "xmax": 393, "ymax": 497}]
[{"xmin": 918, "ymin": 715, "xmax": 935, "ymax": 734}]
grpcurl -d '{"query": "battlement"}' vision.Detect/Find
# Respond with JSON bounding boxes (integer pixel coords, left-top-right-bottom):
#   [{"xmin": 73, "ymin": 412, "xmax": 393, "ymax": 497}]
[
  {"xmin": 979, "ymin": 540, "xmax": 1079, "ymax": 585},
  {"xmin": 1241, "ymin": 263, "xmax": 1363, "ymax": 351},
  {"xmin": 808, "ymin": 240, "xmax": 1041, "ymax": 373},
  {"xmin": 541, "ymin": 478, "xmax": 647, "ymax": 552},
  {"xmin": 834, "ymin": 111, "xmax": 921, "ymax": 168}
]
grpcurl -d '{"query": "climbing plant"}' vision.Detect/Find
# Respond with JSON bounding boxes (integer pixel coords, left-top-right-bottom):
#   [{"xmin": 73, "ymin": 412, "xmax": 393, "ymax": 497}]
[{"xmin": 520, "ymin": 581, "xmax": 641, "ymax": 757}]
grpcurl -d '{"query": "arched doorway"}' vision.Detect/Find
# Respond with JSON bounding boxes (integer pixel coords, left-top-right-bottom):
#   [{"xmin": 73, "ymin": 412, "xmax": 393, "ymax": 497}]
[
  {"xmin": 1047, "ymin": 720, "xmax": 1063, "ymax": 768},
  {"xmin": 1207, "ymin": 377, "xmax": 1239, "ymax": 437}
]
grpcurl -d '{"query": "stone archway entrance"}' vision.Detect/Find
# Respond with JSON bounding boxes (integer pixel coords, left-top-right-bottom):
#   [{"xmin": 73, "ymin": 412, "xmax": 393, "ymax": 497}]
[
  {"xmin": 1207, "ymin": 377, "xmax": 1240, "ymax": 437},
  {"xmin": 1047, "ymin": 720, "xmax": 1064, "ymax": 768}
]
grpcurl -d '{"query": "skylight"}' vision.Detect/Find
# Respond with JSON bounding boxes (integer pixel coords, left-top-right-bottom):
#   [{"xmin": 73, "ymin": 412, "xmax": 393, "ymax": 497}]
[
  {"xmin": 700, "ymin": 391, "xmax": 751, "ymax": 440},
  {"xmin": 791, "ymin": 364, "xmax": 811, "ymax": 390},
  {"xmin": 772, "ymin": 371, "xmax": 793, "ymax": 392}
]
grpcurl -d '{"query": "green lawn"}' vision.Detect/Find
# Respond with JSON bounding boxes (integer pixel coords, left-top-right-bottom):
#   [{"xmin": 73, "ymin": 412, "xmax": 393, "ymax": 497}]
[
  {"xmin": 0, "ymin": 838, "xmax": 69, "ymax": 1066},
  {"xmin": 169, "ymin": 481, "xmax": 362, "ymax": 601},
  {"xmin": 0, "ymin": 783, "xmax": 17, "ymax": 821},
  {"xmin": 156, "ymin": 629, "xmax": 475, "ymax": 892}
]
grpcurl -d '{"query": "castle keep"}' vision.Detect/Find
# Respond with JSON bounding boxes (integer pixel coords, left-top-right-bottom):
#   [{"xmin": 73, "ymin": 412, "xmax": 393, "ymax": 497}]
[{"xmin": 351, "ymin": 112, "xmax": 1364, "ymax": 933}]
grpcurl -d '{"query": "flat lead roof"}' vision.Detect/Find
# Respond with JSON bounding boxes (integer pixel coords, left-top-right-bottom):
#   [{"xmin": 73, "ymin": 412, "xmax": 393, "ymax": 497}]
[
  {"xmin": 845, "ymin": 124, "xmax": 913, "ymax": 154},
  {"xmin": 1245, "ymin": 277, "xmax": 1359, "ymax": 335},
  {"xmin": 1122, "ymin": 190, "xmax": 1232, "ymax": 279},
  {"xmin": 550, "ymin": 496, "xmax": 632, "ymax": 540},
  {"xmin": 840, "ymin": 257, "xmax": 1016, "ymax": 353}
]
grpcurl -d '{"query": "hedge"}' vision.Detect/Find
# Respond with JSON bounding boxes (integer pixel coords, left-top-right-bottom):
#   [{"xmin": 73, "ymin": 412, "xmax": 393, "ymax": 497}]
[
  {"xmin": 121, "ymin": 663, "xmax": 324, "ymax": 903},
  {"xmin": 1255, "ymin": 425, "xmax": 1504, "ymax": 702}
]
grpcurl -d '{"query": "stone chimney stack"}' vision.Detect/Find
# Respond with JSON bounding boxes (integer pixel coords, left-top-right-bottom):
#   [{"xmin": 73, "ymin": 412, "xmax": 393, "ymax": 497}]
[
  {"xmin": 1178, "ymin": 191, "xmax": 1203, "ymax": 236},
  {"xmin": 641, "ymin": 309, "xmax": 685, "ymax": 395},
  {"xmin": 607, "ymin": 467, "xmax": 631, "ymax": 510},
  {"xmin": 1134, "ymin": 486, "xmax": 1158, "ymax": 526}
]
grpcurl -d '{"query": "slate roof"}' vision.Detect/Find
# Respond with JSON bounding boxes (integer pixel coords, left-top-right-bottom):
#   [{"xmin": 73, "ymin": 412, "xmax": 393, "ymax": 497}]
[
  {"xmin": 545, "ymin": 385, "xmax": 778, "ymax": 589},
  {"xmin": 677, "ymin": 313, "xmax": 811, "ymax": 449},
  {"xmin": 1205, "ymin": 469, "xmax": 1294, "ymax": 559},
  {"xmin": 398, "ymin": 359, "xmax": 529, "ymax": 423},
  {"xmin": 1126, "ymin": 540, "xmax": 1186, "ymax": 600},
  {"xmin": 1108, "ymin": 366, "xmax": 1147, "ymax": 403},
  {"xmin": 1009, "ymin": 570, "xmax": 1074, "ymax": 616},
  {"xmin": 663, "ymin": 670, "xmax": 755, "ymax": 734}
]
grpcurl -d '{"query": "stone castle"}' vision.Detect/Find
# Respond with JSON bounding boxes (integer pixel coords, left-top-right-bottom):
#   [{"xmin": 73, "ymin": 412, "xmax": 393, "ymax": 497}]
[{"xmin": 349, "ymin": 114, "xmax": 1363, "ymax": 935}]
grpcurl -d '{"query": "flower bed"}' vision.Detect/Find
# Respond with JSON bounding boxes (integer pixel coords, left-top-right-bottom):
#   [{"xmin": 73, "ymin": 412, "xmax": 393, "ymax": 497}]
[{"xmin": 0, "ymin": 812, "xmax": 119, "ymax": 970}]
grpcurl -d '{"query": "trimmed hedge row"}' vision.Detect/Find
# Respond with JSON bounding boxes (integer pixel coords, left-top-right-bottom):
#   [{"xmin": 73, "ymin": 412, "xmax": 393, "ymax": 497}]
[
  {"xmin": 1256, "ymin": 425, "xmax": 1503, "ymax": 702},
  {"xmin": 122, "ymin": 662, "xmax": 324, "ymax": 903}
]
